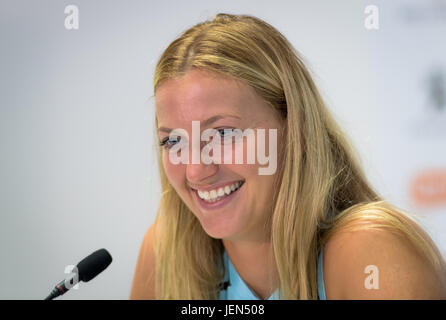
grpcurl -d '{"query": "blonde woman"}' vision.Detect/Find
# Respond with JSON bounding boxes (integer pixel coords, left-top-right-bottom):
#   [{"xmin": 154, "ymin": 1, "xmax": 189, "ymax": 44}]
[{"xmin": 130, "ymin": 13, "xmax": 446, "ymax": 300}]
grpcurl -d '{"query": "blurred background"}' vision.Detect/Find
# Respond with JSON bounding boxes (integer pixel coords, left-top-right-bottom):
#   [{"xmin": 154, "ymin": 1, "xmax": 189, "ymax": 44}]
[{"xmin": 0, "ymin": 0, "xmax": 445, "ymax": 299}]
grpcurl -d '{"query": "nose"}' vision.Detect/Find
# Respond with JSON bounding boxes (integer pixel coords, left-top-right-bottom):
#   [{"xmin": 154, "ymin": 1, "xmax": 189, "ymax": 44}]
[{"xmin": 186, "ymin": 161, "xmax": 219, "ymax": 185}]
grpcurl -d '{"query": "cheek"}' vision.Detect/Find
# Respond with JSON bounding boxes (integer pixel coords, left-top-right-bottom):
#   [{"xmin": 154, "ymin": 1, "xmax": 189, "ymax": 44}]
[{"xmin": 162, "ymin": 151, "xmax": 185, "ymax": 189}]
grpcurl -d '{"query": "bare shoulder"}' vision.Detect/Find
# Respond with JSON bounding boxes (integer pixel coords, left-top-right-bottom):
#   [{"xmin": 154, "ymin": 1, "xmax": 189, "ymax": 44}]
[
  {"xmin": 322, "ymin": 221, "xmax": 446, "ymax": 299},
  {"xmin": 130, "ymin": 224, "xmax": 156, "ymax": 299}
]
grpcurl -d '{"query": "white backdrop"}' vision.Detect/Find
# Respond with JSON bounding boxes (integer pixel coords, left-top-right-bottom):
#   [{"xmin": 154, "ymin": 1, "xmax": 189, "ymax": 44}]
[{"xmin": 0, "ymin": 0, "xmax": 445, "ymax": 299}]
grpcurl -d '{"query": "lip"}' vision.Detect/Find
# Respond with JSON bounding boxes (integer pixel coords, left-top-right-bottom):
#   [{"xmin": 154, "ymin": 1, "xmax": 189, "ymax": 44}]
[
  {"xmin": 188, "ymin": 180, "xmax": 245, "ymax": 192},
  {"xmin": 192, "ymin": 181, "xmax": 245, "ymax": 211}
]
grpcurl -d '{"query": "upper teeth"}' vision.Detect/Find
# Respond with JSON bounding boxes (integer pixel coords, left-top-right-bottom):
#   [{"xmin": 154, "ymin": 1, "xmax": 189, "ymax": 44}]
[{"xmin": 197, "ymin": 181, "xmax": 243, "ymax": 202}]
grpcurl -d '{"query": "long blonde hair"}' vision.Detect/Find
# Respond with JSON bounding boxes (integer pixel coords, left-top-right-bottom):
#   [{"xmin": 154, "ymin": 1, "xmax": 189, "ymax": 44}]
[{"xmin": 151, "ymin": 13, "xmax": 446, "ymax": 299}]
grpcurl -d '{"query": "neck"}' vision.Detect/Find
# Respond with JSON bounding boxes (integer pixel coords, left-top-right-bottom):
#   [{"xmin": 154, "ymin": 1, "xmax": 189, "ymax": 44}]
[{"xmin": 222, "ymin": 238, "xmax": 279, "ymax": 299}]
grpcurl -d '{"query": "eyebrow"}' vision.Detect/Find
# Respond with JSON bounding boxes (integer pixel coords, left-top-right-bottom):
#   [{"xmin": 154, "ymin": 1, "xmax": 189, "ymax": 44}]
[{"xmin": 158, "ymin": 114, "xmax": 241, "ymax": 133}]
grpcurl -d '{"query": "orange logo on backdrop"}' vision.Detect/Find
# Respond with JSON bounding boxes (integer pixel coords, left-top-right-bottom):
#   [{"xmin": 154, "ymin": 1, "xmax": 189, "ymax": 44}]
[{"xmin": 410, "ymin": 169, "xmax": 446, "ymax": 207}]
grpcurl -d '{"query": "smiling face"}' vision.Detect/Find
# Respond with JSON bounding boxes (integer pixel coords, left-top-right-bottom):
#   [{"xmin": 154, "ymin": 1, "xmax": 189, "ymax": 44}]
[{"xmin": 155, "ymin": 69, "xmax": 284, "ymax": 242}]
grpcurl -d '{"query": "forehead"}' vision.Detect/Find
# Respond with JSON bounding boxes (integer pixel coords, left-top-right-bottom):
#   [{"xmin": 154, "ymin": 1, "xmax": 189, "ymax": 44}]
[{"xmin": 155, "ymin": 70, "xmax": 266, "ymax": 125}]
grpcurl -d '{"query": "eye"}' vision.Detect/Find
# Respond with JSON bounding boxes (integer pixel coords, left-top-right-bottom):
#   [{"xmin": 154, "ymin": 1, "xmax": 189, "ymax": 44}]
[
  {"xmin": 216, "ymin": 128, "xmax": 235, "ymax": 138},
  {"xmin": 214, "ymin": 128, "xmax": 240, "ymax": 145},
  {"xmin": 159, "ymin": 136, "xmax": 181, "ymax": 149}
]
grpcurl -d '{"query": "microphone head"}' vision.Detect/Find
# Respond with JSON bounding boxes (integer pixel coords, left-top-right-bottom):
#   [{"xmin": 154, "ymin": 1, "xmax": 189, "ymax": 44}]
[{"xmin": 76, "ymin": 248, "xmax": 112, "ymax": 282}]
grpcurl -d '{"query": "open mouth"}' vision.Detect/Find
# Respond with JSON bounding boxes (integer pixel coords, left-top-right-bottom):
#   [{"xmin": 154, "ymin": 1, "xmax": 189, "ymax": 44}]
[{"xmin": 191, "ymin": 180, "xmax": 245, "ymax": 208}]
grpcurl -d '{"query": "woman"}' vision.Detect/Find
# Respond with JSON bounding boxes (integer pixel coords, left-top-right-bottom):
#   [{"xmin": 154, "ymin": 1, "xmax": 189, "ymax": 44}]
[{"xmin": 130, "ymin": 13, "xmax": 446, "ymax": 299}]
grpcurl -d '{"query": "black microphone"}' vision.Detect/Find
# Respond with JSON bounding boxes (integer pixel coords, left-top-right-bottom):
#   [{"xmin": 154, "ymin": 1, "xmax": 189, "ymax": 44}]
[{"xmin": 45, "ymin": 248, "xmax": 112, "ymax": 300}]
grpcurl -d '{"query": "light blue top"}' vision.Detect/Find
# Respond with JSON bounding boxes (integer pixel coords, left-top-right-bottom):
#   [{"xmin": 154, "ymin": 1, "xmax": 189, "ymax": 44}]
[{"xmin": 219, "ymin": 246, "xmax": 326, "ymax": 300}]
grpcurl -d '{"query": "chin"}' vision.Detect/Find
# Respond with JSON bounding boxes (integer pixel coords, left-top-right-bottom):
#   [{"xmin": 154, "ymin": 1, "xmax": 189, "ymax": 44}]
[
  {"xmin": 203, "ymin": 217, "xmax": 251, "ymax": 242},
  {"xmin": 198, "ymin": 218, "xmax": 238, "ymax": 240}
]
